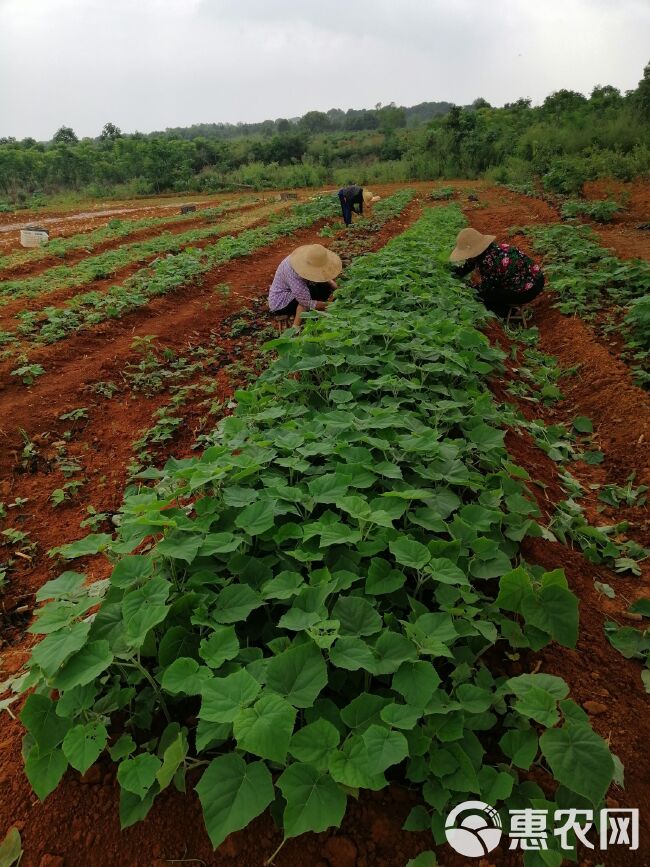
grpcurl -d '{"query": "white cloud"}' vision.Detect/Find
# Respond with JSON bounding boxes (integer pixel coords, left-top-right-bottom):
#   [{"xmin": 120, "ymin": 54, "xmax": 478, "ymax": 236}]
[{"xmin": 0, "ymin": 0, "xmax": 647, "ymax": 138}]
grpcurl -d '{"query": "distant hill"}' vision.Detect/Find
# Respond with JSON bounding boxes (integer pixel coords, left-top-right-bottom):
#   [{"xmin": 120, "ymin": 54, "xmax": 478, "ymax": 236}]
[{"xmin": 151, "ymin": 100, "xmax": 456, "ymax": 140}]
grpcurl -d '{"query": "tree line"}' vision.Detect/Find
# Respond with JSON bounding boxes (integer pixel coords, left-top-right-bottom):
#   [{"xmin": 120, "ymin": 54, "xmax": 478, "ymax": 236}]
[{"xmin": 0, "ymin": 65, "xmax": 648, "ymax": 206}]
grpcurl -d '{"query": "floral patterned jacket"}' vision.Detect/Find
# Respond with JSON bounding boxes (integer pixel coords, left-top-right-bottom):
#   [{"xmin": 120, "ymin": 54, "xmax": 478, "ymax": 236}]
[{"xmin": 456, "ymin": 242, "xmax": 543, "ymax": 296}]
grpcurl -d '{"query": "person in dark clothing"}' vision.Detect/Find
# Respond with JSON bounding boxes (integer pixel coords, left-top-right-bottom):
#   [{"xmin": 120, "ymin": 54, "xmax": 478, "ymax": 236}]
[
  {"xmin": 337, "ymin": 186, "xmax": 380, "ymax": 226},
  {"xmin": 449, "ymin": 228, "xmax": 545, "ymax": 316},
  {"xmin": 338, "ymin": 184, "xmax": 363, "ymax": 226}
]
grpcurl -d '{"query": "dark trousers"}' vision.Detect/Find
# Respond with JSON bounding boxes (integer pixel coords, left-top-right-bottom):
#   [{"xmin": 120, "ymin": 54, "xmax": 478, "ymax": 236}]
[
  {"xmin": 480, "ymin": 274, "xmax": 545, "ymax": 317},
  {"xmin": 271, "ymin": 282, "xmax": 332, "ymax": 318},
  {"xmin": 339, "ymin": 192, "xmax": 353, "ymax": 226}
]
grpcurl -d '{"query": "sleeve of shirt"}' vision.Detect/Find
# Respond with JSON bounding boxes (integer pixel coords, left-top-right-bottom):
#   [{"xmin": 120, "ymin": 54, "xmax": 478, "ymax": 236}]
[{"xmin": 287, "ymin": 270, "xmax": 317, "ymax": 309}]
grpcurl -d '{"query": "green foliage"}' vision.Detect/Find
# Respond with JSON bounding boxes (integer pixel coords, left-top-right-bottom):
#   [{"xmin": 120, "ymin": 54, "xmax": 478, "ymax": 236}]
[
  {"xmin": 549, "ymin": 499, "xmax": 647, "ymax": 574},
  {"xmin": 598, "ymin": 474, "xmax": 647, "ymax": 508},
  {"xmin": 50, "ymin": 481, "xmax": 83, "ymax": 507},
  {"xmin": 605, "ymin": 619, "xmax": 650, "ymax": 693},
  {"xmin": 10, "ymin": 363, "xmax": 44, "ymax": 385},
  {"xmin": 528, "ymin": 222, "xmax": 650, "ymax": 387},
  {"xmin": 561, "ymin": 199, "xmax": 622, "ymax": 223},
  {"xmin": 0, "ymin": 826, "xmax": 22, "ymax": 866},
  {"xmin": 428, "ymin": 187, "xmax": 455, "ymax": 201},
  {"xmin": 2, "ymin": 63, "xmax": 649, "ymax": 204},
  {"xmin": 18, "ymin": 207, "xmax": 614, "ymax": 846}
]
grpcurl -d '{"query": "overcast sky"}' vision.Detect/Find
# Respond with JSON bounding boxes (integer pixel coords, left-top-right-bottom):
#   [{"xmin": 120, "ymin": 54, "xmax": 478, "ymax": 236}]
[{"xmin": 1, "ymin": 0, "xmax": 648, "ymax": 140}]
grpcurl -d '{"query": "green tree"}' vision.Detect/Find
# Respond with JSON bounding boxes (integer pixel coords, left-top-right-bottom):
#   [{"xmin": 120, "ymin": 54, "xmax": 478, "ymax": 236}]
[
  {"xmin": 100, "ymin": 122, "xmax": 122, "ymax": 141},
  {"xmin": 52, "ymin": 126, "xmax": 78, "ymax": 145},
  {"xmin": 378, "ymin": 104, "xmax": 406, "ymax": 133},
  {"xmin": 635, "ymin": 61, "xmax": 650, "ymax": 120},
  {"xmin": 299, "ymin": 111, "xmax": 331, "ymax": 133}
]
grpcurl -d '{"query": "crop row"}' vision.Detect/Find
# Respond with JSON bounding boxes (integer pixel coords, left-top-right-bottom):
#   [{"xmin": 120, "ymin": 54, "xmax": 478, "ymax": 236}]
[
  {"xmin": 0, "ymin": 200, "xmax": 291, "ymax": 306},
  {"xmin": 0, "ymin": 196, "xmax": 257, "ymax": 274},
  {"xmin": 16, "ymin": 206, "xmax": 615, "ymax": 860},
  {"xmin": 527, "ymin": 223, "xmax": 650, "ymax": 388}
]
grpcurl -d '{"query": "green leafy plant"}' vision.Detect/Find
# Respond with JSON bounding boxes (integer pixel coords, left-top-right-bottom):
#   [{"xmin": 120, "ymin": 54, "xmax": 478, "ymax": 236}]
[
  {"xmin": 50, "ymin": 482, "xmax": 84, "ymax": 507},
  {"xmin": 91, "ymin": 381, "xmax": 120, "ymax": 399},
  {"xmin": 548, "ymin": 499, "xmax": 647, "ymax": 574},
  {"xmin": 0, "ymin": 826, "xmax": 22, "ymax": 866},
  {"xmin": 59, "ymin": 408, "xmax": 89, "ymax": 423},
  {"xmin": 10, "ymin": 363, "xmax": 45, "ymax": 386},
  {"xmin": 598, "ymin": 473, "xmax": 648, "ymax": 508},
  {"xmin": 429, "ymin": 187, "xmax": 455, "ymax": 201},
  {"xmin": 561, "ymin": 199, "xmax": 622, "ymax": 223},
  {"xmin": 605, "ymin": 617, "xmax": 650, "ymax": 692},
  {"xmin": 80, "ymin": 506, "xmax": 110, "ymax": 531}
]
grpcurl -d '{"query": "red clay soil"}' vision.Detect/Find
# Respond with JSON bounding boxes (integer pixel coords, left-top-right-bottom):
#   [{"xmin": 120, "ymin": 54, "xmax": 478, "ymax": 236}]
[
  {"xmin": 0, "ymin": 201, "xmax": 292, "ymax": 326},
  {"xmin": 0, "ymin": 199, "xmax": 268, "ymax": 281},
  {"xmin": 580, "ymin": 179, "xmax": 650, "ymax": 261}
]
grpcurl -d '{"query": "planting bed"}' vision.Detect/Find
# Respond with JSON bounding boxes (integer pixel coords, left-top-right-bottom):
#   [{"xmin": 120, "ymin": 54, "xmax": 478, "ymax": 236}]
[{"xmin": 0, "ymin": 181, "xmax": 648, "ymax": 867}]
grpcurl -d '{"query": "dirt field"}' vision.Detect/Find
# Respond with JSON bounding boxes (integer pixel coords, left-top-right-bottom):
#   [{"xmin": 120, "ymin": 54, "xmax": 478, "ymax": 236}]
[{"xmin": 0, "ymin": 180, "xmax": 648, "ymax": 866}]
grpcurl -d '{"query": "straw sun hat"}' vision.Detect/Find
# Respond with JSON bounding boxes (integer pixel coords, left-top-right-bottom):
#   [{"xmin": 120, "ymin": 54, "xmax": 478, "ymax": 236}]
[
  {"xmin": 449, "ymin": 228, "xmax": 496, "ymax": 263},
  {"xmin": 363, "ymin": 190, "xmax": 381, "ymax": 205},
  {"xmin": 290, "ymin": 244, "xmax": 342, "ymax": 282}
]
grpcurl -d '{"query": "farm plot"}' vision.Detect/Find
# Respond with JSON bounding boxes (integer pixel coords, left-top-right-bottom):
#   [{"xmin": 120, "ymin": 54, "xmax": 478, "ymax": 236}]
[
  {"xmin": 0, "ymin": 197, "xmax": 338, "ymax": 376},
  {"xmin": 0, "ymin": 199, "xmax": 294, "ymax": 310},
  {"xmin": 0, "ymin": 186, "xmax": 649, "ymax": 866},
  {"xmin": 0, "ymin": 196, "xmax": 259, "ymax": 277},
  {"xmin": 0, "ymin": 206, "xmax": 625, "ymax": 867},
  {"xmin": 0, "ymin": 189, "xmax": 422, "ymax": 601},
  {"xmin": 0, "ymin": 188, "xmax": 422, "ymax": 622}
]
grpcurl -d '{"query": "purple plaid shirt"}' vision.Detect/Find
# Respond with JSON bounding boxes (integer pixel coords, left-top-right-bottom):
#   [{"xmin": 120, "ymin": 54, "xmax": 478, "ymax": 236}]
[{"xmin": 268, "ymin": 256, "xmax": 317, "ymax": 312}]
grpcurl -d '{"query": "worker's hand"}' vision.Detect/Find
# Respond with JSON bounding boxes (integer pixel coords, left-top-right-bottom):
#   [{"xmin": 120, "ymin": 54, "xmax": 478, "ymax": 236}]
[
  {"xmin": 315, "ymin": 300, "xmax": 329, "ymax": 311},
  {"xmin": 328, "ymin": 279, "xmax": 338, "ymax": 292}
]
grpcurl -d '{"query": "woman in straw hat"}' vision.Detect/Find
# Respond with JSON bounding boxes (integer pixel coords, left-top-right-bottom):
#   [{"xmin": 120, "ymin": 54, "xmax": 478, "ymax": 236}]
[
  {"xmin": 268, "ymin": 243, "xmax": 343, "ymax": 327},
  {"xmin": 337, "ymin": 183, "xmax": 381, "ymax": 226},
  {"xmin": 449, "ymin": 228, "xmax": 544, "ymax": 316}
]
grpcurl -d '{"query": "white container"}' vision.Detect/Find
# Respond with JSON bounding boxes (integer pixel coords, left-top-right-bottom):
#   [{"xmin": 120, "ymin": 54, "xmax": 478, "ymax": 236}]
[{"xmin": 20, "ymin": 226, "xmax": 49, "ymax": 248}]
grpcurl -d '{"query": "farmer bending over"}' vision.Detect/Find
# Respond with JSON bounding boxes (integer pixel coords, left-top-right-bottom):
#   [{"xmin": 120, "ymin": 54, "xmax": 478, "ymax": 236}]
[
  {"xmin": 338, "ymin": 184, "xmax": 380, "ymax": 226},
  {"xmin": 268, "ymin": 244, "xmax": 342, "ymax": 328},
  {"xmin": 449, "ymin": 228, "xmax": 544, "ymax": 316}
]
